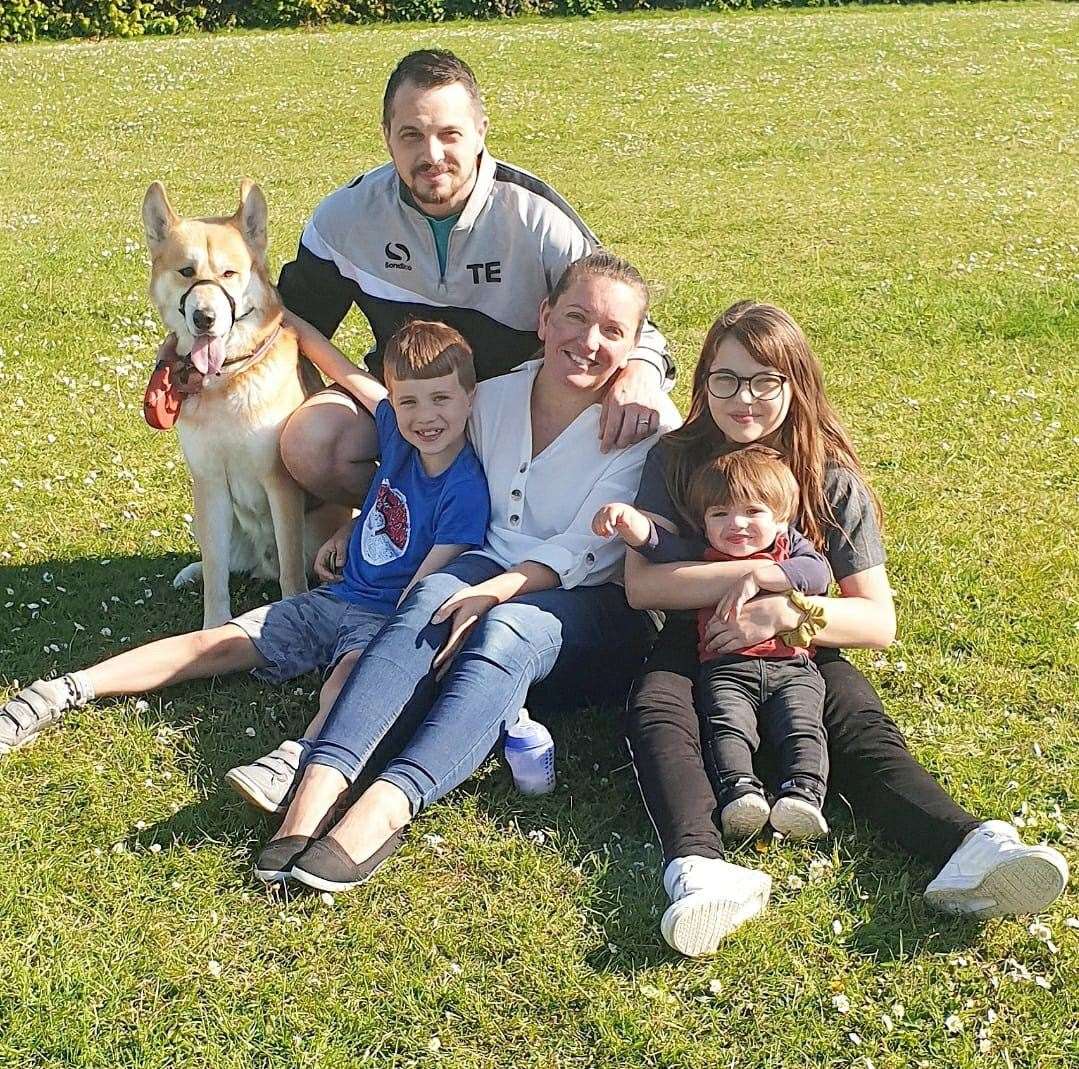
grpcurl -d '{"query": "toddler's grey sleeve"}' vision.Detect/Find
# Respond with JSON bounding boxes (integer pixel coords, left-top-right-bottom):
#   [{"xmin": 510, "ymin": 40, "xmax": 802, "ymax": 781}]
[{"xmin": 779, "ymin": 528, "xmax": 832, "ymax": 594}]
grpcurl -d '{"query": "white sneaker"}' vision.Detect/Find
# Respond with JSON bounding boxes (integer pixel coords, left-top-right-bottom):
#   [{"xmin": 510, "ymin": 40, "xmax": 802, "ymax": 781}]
[
  {"xmin": 224, "ymin": 739, "xmax": 306, "ymax": 814},
  {"xmin": 660, "ymin": 855, "xmax": 772, "ymax": 957},
  {"xmin": 769, "ymin": 796, "xmax": 829, "ymax": 839},
  {"xmin": 719, "ymin": 793, "xmax": 771, "ymax": 840},
  {"xmin": 925, "ymin": 820, "xmax": 1069, "ymax": 919}
]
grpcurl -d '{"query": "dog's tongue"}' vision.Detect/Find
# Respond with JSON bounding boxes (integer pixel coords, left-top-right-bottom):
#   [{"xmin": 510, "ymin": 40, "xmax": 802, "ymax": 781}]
[{"xmin": 189, "ymin": 334, "xmax": 226, "ymax": 376}]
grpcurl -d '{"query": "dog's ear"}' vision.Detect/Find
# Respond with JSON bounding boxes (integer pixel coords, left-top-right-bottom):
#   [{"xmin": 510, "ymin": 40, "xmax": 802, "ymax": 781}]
[
  {"xmin": 235, "ymin": 179, "xmax": 268, "ymax": 258},
  {"xmin": 142, "ymin": 182, "xmax": 178, "ymax": 246}
]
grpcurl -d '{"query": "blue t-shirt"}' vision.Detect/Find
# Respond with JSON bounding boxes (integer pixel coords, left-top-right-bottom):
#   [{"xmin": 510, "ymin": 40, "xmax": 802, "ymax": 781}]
[{"xmin": 328, "ymin": 399, "xmax": 489, "ymax": 613}]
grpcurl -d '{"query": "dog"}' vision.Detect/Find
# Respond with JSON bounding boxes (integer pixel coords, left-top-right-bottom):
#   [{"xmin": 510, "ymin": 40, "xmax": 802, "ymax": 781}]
[{"xmin": 142, "ymin": 179, "xmax": 346, "ymax": 629}]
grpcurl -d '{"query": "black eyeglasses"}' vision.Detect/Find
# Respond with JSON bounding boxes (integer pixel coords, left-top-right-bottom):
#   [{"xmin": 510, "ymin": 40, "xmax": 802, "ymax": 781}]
[{"xmin": 706, "ymin": 369, "xmax": 788, "ymax": 401}]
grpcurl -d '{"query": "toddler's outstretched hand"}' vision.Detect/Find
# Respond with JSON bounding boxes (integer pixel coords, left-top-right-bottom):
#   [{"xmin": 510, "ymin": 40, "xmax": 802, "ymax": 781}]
[{"xmin": 592, "ymin": 502, "xmax": 652, "ymax": 548}]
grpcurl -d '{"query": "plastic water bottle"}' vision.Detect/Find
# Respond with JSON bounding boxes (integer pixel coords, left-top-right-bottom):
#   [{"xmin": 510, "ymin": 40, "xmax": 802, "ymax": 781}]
[{"xmin": 504, "ymin": 708, "xmax": 556, "ymax": 795}]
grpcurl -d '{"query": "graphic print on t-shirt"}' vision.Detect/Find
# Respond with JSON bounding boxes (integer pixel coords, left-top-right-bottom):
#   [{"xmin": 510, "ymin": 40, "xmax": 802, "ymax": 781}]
[{"xmin": 361, "ymin": 479, "xmax": 411, "ymax": 565}]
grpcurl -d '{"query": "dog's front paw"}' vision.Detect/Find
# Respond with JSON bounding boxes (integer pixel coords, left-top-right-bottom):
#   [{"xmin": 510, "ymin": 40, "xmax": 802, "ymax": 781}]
[{"xmin": 174, "ymin": 561, "xmax": 204, "ymax": 589}]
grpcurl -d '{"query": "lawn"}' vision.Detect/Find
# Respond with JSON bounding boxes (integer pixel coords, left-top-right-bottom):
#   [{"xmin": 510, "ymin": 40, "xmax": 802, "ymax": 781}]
[{"xmin": 0, "ymin": 4, "xmax": 1076, "ymax": 1066}]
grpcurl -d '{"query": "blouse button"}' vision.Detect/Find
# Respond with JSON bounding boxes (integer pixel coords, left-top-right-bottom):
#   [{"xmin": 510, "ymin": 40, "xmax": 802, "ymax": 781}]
[
  {"xmin": 511, "ymin": 489, "xmax": 522, "ymax": 499},
  {"xmin": 518, "ymin": 463, "xmax": 527, "ymax": 474},
  {"xmin": 510, "ymin": 514, "xmax": 520, "ymax": 524},
  {"xmin": 586, "ymin": 552, "xmax": 595, "ymax": 563}
]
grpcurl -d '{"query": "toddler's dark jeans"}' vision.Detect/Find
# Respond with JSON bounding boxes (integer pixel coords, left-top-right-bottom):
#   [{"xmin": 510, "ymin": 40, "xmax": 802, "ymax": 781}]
[{"xmin": 697, "ymin": 653, "xmax": 827, "ymax": 808}]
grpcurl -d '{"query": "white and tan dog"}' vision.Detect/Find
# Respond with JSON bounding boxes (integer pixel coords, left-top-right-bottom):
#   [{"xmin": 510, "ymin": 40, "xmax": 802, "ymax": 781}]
[{"xmin": 142, "ymin": 179, "xmax": 345, "ymax": 629}]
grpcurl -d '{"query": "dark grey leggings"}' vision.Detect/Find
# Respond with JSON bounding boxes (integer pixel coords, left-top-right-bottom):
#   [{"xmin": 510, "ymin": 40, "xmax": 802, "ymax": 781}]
[{"xmin": 626, "ymin": 615, "xmax": 981, "ymax": 867}]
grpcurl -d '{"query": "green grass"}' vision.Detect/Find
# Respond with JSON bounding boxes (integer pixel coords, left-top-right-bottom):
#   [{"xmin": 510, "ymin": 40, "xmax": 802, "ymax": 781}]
[{"xmin": 0, "ymin": 5, "xmax": 1076, "ymax": 1066}]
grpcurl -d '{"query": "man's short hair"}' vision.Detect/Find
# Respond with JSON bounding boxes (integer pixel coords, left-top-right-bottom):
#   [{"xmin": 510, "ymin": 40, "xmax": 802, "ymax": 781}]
[
  {"xmin": 383, "ymin": 319, "xmax": 477, "ymax": 392},
  {"xmin": 687, "ymin": 446, "xmax": 800, "ymax": 529},
  {"xmin": 382, "ymin": 49, "xmax": 485, "ymax": 128}
]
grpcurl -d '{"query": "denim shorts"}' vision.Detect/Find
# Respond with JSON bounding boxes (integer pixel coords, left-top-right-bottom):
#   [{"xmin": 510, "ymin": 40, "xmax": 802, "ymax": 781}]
[{"xmin": 230, "ymin": 587, "xmax": 389, "ymax": 684}]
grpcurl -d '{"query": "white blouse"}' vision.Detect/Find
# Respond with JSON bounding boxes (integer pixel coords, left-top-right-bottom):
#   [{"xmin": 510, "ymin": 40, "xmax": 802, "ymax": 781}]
[{"xmin": 468, "ymin": 359, "xmax": 682, "ymax": 588}]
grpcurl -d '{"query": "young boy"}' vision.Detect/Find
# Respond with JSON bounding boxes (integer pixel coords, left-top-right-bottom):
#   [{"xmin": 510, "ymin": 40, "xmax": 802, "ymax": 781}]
[
  {"xmin": 593, "ymin": 446, "xmax": 833, "ymax": 840},
  {"xmin": 0, "ymin": 318, "xmax": 490, "ymax": 815}
]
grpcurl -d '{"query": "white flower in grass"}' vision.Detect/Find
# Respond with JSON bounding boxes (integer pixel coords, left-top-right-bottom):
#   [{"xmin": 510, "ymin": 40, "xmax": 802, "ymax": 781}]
[
  {"xmin": 832, "ymin": 994, "xmax": 851, "ymax": 1014},
  {"xmin": 207, "ymin": 960, "xmax": 222, "ymax": 978},
  {"xmin": 319, "ymin": 892, "xmax": 335, "ymax": 906},
  {"xmin": 891, "ymin": 1003, "xmax": 905, "ymax": 1019},
  {"xmin": 786, "ymin": 875, "xmax": 804, "ymax": 890},
  {"xmin": 708, "ymin": 979, "xmax": 723, "ymax": 995},
  {"xmin": 832, "ymin": 919, "xmax": 844, "ymax": 936},
  {"xmin": 1028, "ymin": 922, "xmax": 1052, "ymax": 942},
  {"xmin": 848, "ymin": 1032, "xmax": 861, "ymax": 1046},
  {"xmin": 945, "ymin": 1014, "xmax": 963, "ymax": 1035},
  {"xmin": 427, "ymin": 1037, "xmax": 441, "ymax": 1053}
]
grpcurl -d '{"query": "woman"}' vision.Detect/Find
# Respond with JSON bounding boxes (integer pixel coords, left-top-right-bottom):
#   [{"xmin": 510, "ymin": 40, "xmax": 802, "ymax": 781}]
[
  {"xmin": 254, "ymin": 252, "xmax": 681, "ymax": 890},
  {"xmin": 623, "ymin": 301, "xmax": 1069, "ymax": 956}
]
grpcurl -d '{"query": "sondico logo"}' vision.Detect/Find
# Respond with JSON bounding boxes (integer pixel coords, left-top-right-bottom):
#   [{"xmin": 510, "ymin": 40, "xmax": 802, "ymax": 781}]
[{"xmin": 384, "ymin": 242, "xmax": 412, "ymax": 271}]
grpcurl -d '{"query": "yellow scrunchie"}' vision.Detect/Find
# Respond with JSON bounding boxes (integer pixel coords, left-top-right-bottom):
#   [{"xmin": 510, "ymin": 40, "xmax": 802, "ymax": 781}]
[{"xmin": 777, "ymin": 590, "xmax": 828, "ymax": 648}]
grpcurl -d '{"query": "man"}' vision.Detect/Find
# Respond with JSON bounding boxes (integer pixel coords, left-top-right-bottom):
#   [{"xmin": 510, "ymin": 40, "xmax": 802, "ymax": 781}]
[{"xmin": 271, "ymin": 49, "xmax": 675, "ymax": 505}]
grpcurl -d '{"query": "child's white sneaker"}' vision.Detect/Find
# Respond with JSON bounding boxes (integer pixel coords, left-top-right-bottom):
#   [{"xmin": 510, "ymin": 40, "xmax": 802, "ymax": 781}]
[
  {"xmin": 224, "ymin": 740, "xmax": 306, "ymax": 815},
  {"xmin": 924, "ymin": 820, "xmax": 1069, "ymax": 919},
  {"xmin": 719, "ymin": 792, "xmax": 771, "ymax": 840},
  {"xmin": 769, "ymin": 796, "xmax": 829, "ymax": 839},
  {"xmin": 660, "ymin": 855, "xmax": 772, "ymax": 957}
]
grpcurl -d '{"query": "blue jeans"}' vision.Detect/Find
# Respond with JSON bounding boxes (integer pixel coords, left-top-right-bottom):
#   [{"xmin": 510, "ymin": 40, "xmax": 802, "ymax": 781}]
[{"xmin": 306, "ymin": 553, "xmax": 657, "ymax": 814}]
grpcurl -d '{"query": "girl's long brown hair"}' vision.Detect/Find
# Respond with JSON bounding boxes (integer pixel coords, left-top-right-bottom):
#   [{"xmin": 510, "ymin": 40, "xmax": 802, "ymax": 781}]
[{"xmin": 662, "ymin": 301, "xmax": 881, "ymax": 549}]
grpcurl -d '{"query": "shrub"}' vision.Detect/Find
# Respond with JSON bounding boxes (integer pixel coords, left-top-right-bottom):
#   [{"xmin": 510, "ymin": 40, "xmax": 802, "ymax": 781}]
[{"xmin": 0, "ymin": 0, "xmax": 915, "ymax": 44}]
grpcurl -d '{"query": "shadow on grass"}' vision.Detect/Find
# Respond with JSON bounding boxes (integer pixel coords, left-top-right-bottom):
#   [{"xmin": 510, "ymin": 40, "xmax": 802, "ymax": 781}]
[{"xmin": 3, "ymin": 553, "xmax": 992, "ymax": 968}]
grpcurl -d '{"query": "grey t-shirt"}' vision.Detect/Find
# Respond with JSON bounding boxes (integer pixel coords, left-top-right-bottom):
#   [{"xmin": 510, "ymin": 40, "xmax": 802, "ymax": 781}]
[{"xmin": 633, "ymin": 446, "xmax": 885, "ymax": 582}]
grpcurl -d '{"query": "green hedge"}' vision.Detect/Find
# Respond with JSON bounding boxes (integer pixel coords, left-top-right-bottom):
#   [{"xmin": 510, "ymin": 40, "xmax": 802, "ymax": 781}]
[{"xmin": 0, "ymin": 0, "xmax": 904, "ymax": 44}]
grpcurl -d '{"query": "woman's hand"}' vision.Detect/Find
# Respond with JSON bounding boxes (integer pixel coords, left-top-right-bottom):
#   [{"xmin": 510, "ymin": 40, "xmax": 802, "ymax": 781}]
[
  {"xmin": 591, "ymin": 502, "xmax": 652, "ymax": 547},
  {"xmin": 599, "ymin": 361, "xmax": 663, "ymax": 452},
  {"xmin": 430, "ymin": 582, "xmax": 502, "ymax": 673},
  {"xmin": 313, "ymin": 520, "xmax": 354, "ymax": 583},
  {"xmin": 702, "ymin": 593, "xmax": 800, "ymax": 655}
]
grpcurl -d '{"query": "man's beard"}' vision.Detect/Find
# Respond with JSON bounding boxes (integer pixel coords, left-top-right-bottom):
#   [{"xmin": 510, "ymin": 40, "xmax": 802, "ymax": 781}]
[{"xmin": 410, "ymin": 163, "xmax": 468, "ymax": 207}]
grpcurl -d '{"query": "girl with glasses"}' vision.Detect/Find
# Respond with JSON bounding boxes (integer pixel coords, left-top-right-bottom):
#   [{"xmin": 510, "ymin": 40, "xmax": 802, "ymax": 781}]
[{"xmin": 620, "ymin": 300, "xmax": 1069, "ymax": 956}]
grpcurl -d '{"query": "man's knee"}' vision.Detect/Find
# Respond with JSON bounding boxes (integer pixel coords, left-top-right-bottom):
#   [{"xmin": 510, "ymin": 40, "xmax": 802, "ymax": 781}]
[{"xmin": 280, "ymin": 396, "xmax": 378, "ymax": 505}]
